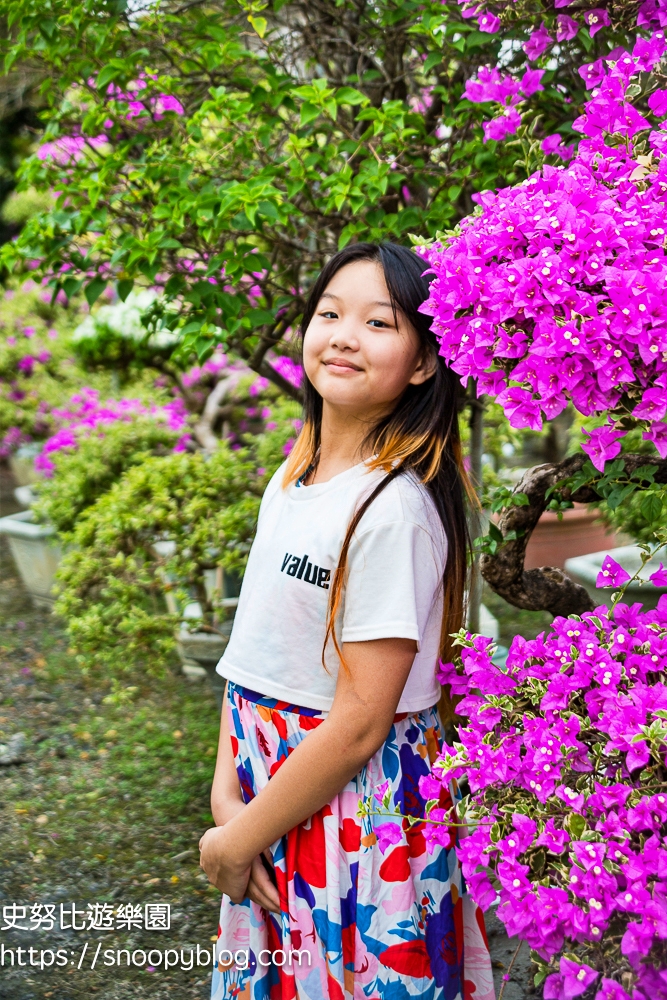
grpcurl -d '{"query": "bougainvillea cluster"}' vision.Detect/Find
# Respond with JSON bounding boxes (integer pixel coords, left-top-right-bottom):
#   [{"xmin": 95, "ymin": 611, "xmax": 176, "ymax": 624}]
[
  {"xmin": 34, "ymin": 389, "xmax": 189, "ymax": 476},
  {"xmin": 418, "ymin": 17, "xmax": 667, "ymax": 472},
  {"xmin": 424, "ymin": 567, "xmax": 667, "ymax": 998}
]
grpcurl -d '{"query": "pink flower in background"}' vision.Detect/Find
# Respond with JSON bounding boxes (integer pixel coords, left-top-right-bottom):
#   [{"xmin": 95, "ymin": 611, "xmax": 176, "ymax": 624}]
[
  {"xmin": 477, "ymin": 11, "xmax": 500, "ymax": 33},
  {"xmin": 464, "ymin": 66, "xmax": 521, "ymax": 106},
  {"xmin": 557, "ymin": 14, "xmax": 579, "ymax": 41},
  {"xmin": 33, "ymin": 389, "xmax": 189, "ymax": 475},
  {"xmin": 524, "ymin": 22, "xmax": 553, "ymax": 61},
  {"xmin": 648, "ymin": 89, "xmax": 667, "ymax": 116},
  {"xmin": 596, "ymin": 555, "xmax": 631, "ymax": 589},
  {"xmin": 649, "ymin": 564, "xmax": 667, "ymax": 587},
  {"xmin": 37, "ymin": 135, "xmax": 106, "ymax": 164},
  {"xmin": 581, "ymin": 425, "xmax": 624, "ymax": 472},
  {"xmin": 483, "ymin": 107, "xmax": 522, "ymax": 142},
  {"xmin": 155, "ymin": 95, "xmax": 184, "ymax": 116},
  {"xmin": 270, "ymin": 355, "xmax": 304, "ymax": 389},
  {"xmin": 585, "ymin": 8, "xmax": 611, "ymax": 36}
]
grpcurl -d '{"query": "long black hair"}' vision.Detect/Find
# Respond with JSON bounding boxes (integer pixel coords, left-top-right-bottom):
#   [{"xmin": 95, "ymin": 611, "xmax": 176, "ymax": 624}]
[{"xmin": 284, "ymin": 242, "xmax": 473, "ymax": 718}]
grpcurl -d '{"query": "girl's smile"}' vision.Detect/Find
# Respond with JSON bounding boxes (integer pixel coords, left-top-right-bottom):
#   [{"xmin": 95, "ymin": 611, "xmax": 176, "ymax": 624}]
[{"xmin": 321, "ymin": 355, "xmax": 364, "ymax": 374}]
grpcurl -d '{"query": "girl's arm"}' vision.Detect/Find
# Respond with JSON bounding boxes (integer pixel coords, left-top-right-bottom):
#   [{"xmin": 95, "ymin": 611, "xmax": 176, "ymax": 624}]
[
  {"xmin": 209, "ymin": 686, "xmax": 281, "ymax": 913},
  {"xmin": 210, "ymin": 686, "xmax": 245, "ymax": 826},
  {"xmin": 199, "ymin": 636, "xmax": 417, "ymax": 900}
]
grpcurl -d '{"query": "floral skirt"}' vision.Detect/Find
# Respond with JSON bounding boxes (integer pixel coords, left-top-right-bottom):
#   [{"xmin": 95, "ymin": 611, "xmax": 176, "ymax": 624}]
[{"xmin": 211, "ymin": 682, "xmax": 495, "ymax": 1000}]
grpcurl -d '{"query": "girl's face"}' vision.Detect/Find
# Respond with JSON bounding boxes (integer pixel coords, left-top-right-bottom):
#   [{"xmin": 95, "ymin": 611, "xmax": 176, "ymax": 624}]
[{"xmin": 303, "ymin": 260, "xmax": 434, "ymax": 416}]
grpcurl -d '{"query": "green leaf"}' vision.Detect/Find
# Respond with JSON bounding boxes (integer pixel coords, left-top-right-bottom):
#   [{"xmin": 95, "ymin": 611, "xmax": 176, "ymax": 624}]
[
  {"xmin": 606, "ymin": 483, "xmax": 637, "ymax": 511},
  {"xmin": 180, "ymin": 320, "xmax": 202, "ymax": 336},
  {"xmin": 641, "ymin": 492, "xmax": 663, "ymax": 522},
  {"xmin": 85, "ymin": 277, "xmax": 107, "ymax": 307},
  {"xmin": 566, "ymin": 813, "xmax": 586, "ymax": 839},
  {"xmin": 117, "ymin": 279, "xmax": 134, "ymax": 302},
  {"xmin": 299, "ymin": 102, "xmax": 320, "ymax": 126},
  {"xmin": 336, "ymin": 87, "xmax": 367, "ymax": 106},
  {"xmin": 63, "ymin": 277, "xmax": 83, "ymax": 300},
  {"xmin": 247, "ymin": 15, "xmax": 267, "ymax": 38},
  {"xmin": 488, "ymin": 523, "xmax": 503, "ymax": 543},
  {"xmin": 96, "ymin": 64, "xmax": 122, "ymax": 90},
  {"xmin": 423, "ymin": 52, "xmax": 443, "ymax": 73}
]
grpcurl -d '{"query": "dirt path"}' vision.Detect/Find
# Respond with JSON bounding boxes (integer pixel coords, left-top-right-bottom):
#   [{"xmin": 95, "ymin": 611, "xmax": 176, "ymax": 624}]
[{"xmin": 0, "ymin": 463, "xmax": 535, "ymax": 1000}]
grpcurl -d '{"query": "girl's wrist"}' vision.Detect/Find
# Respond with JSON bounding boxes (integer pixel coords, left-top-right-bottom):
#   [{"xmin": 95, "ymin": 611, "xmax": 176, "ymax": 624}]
[{"xmin": 215, "ymin": 817, "xmax": 256, "ymax": 871}]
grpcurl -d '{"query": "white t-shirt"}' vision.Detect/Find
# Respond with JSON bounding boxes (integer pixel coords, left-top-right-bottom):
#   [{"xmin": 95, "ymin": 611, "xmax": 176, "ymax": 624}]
[{"xmin": 216, "ymin": 459, "xmax": 447, "ymax": 713}]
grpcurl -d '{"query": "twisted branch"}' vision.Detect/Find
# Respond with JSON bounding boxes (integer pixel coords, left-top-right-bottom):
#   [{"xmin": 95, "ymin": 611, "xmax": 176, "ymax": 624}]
[{"xmin": 481, "ymin": 453, "xmax": 667, "ymax": 618}]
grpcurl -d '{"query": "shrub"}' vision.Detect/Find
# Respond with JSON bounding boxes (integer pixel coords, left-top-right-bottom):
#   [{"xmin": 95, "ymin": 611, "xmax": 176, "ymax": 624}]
[{"xmin": 419, "ymin": 558, "xmax": 667, "ymax": 998}]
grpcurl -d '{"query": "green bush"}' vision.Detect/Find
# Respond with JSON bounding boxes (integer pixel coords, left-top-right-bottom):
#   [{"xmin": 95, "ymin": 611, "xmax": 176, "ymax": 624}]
[
  {"xmin": 51, "ymin": 399, "xmax": 300, "ymax": 673},
  {"xmin": 33, "ymin": 415, "xmax": 186, "ymax": 534}
]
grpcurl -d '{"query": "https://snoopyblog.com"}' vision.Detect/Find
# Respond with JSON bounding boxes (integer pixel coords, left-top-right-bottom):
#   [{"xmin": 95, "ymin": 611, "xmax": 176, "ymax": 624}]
[
  {"xmin": 1, "ymin": 941, "xmax": 311, "ymax": 972},
  {"xmin": 1, "ymin": 901, "xmax": 311, "ymax": 973}
]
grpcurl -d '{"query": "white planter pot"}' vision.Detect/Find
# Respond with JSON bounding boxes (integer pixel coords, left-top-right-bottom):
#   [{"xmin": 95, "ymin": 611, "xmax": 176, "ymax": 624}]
[
  {"xmin": 0, "ymin": 509, "xmax": 61, "ymax": 609},
  {"xmin": 565, "ymin": 544, "xmax": 667, "ymax": 611},
  {"xmin": 9, "ymin": 446, "xmax": 42, "ymax": 486},
  {"xmin": 177, "ymin": 620, "xmax": 235, "ymax": 709}
]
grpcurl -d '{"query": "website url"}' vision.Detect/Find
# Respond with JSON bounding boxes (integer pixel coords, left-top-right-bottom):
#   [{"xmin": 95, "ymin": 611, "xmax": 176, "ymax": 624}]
[{"xmin": 0, "ymin": 942, "xmax": 311, "ymax": 971}]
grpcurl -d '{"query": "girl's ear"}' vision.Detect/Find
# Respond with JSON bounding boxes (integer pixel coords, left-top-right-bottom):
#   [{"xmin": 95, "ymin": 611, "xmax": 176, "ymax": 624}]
[{"xmin": 409, "ymin": 346, "xmax": 438, "ymax": 385}]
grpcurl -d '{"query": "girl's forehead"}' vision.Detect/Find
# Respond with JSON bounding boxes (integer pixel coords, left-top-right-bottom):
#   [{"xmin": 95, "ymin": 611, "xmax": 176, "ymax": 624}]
[{"xmin": 321, "ymin": 260, "xmax": 389, "ymax": 299}]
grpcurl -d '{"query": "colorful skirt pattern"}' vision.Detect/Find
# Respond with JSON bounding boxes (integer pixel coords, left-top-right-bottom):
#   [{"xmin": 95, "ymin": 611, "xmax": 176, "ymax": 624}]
[{"xmin": 211, "ymin": 682, "xmax": 495, "ymax": 1000}]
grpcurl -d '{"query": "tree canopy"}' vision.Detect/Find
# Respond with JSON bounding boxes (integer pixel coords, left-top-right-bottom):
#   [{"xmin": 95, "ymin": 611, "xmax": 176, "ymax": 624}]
[{"xmin": 0, "ymin": 0, "xmax": 639, "ymax": 388}]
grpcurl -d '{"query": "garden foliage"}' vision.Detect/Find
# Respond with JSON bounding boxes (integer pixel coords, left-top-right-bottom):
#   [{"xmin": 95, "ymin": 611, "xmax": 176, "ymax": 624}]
[
  {"xmin": 50, "ymin": 401, "xmax": 299, "ymax": 672},
  {"xmin": 0, "ymin": 0, "xmax": 642, "ymax": 382}
]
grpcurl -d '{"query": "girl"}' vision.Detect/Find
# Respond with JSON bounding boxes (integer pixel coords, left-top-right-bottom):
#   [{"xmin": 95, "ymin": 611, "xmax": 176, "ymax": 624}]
[{"xmin": 199, "ymin": 242, "xmax": 495, "ymax": 1000}]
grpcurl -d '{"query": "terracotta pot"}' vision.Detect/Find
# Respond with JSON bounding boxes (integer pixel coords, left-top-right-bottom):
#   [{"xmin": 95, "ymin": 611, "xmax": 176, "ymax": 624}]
[{"xmin": 524, "ymin": 504, "xmax": 624, "ymax": 571}]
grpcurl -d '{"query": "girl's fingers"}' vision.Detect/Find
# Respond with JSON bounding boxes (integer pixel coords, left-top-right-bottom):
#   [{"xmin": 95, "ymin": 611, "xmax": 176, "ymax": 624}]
[
  {"xmin": 248, "ymin": 857, "xmax": 280, "ymax": 913},
  {"xmin": 246, "ymin": 878, "xmax": 279, "ymax": 913}
]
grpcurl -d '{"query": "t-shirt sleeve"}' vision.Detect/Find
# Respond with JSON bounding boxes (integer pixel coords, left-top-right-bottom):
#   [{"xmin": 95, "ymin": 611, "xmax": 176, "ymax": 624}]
[{"xmin": 341, "ymin": 520, "xmax": 445, "ymax": 647}]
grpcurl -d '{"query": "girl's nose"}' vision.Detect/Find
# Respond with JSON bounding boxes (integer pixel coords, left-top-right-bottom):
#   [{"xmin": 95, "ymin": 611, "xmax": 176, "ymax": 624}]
[{"xmin": 329, "ymin": 321, "xmax": 359, "ymax": 352}]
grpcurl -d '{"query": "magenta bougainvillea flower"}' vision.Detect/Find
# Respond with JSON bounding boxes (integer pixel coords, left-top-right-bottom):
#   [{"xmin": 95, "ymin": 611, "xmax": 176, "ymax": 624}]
[
  {"xmin": 477, "ymin": 10, "xmax": 500, "ymax": 33},
  {"xmin": 556, "ymin": 14, "xmax": 579, "ymax": 41},
  {"xmin": 524, "ymin": 22, "xmax": 553, "ymax": 61},
  {"xmin": 649, "ymin": 89, "xmax": 667, "ymax": 116},
  {"xmin": 483, "ymin": 106, "xmax": 522, "ymax": 142},
  {"xmin": 585, "ymin": 8, "xmax": 611, "ymax": 36},
  {"xmin": 33, "ymin": 389, "xmax": 189, "ymax": 476},
  {"xmin": 418, "ymin": 37, "xmax": 667, "ymax": 471},
  {"xmin": 581, "ymin": 425, "xmax": 625, "ymax": 472},
  {"xmin": 422, "ymin": 598, "xmax": 667, "ymax": 996},
  {"xmin": 596, "ymin": 555, "xmax": 632, "ymax": 589},
  {"xmin": 650, "ymin": 563, "xmax": 667, "ymax": 587}
]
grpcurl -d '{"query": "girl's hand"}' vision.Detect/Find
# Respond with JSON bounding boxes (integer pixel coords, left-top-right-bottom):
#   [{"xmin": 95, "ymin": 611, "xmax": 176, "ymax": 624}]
[
  {"xmin": 247, "ymin": 852, "xmax": 280, "ymax": 914},
  {"xmin": 198, "ymin": 826, "xmax": 251, "ymax": 902}
]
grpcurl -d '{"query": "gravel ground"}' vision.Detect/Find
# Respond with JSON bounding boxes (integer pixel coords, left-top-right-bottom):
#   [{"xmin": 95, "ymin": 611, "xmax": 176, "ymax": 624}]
[{"xmin": 0, "ymin": 463, "xmax": 536, "ymax": 1000}]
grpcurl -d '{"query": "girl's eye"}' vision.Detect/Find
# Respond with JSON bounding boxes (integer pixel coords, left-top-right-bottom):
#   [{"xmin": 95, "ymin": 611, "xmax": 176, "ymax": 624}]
[
  {"xmin": 368, "ymin": 319, "xmax": 390, "ymax": 328},
  {"xmin": 320, "ymin": 310, "xmax": 338, "ymax": 319}
]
